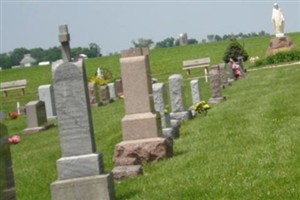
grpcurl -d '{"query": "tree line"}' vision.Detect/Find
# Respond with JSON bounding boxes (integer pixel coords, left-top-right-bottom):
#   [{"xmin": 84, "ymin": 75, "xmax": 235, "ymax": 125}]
[
  {"xmin": 132, "ymin": 30, "xmax": 270, "ymax": 48},
  {"xmin": 0, "ymin": 43, "xmax": 101, "ymax": 70}
]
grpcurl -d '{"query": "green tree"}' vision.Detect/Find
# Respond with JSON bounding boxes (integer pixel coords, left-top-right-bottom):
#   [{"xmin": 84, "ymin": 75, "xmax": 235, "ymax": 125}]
[
  {"xmin": 187, "ymin": 38, "xmax": 198, "ymax": 44},
  {"xmin": 156, "ymin": 37, "xmax": 175, "ymax": 48},
  {"xmin": 9, "ymin": 47, "xmax": 29, "ymax": 65},
  {"xmin": 223, "ymin": 38, "xmax": 248, "ymax": 63},
  {"xmin": 132, "ymin": 38, "xmax": 154, "ymax": 48},
  {"xmin": 0, "ymin": 53, "xmax": 12, "ymax": 69}
]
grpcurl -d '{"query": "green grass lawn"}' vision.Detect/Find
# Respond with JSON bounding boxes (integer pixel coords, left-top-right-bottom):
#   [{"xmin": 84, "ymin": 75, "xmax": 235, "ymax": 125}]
[{"xmin": 1, "ymin": 33, "xmax": 300, "ymax": 199}]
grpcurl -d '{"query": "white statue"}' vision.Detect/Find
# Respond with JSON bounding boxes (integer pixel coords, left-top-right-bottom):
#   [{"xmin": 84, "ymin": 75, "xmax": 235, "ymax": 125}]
[{"xmin": 272, "ymin": 3, "xmax": 285, "ymax": 37}]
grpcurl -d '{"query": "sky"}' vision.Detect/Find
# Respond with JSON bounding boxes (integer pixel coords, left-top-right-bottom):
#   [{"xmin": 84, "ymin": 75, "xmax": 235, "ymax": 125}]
[{"xmin": 1, "ymin": 0, "xmax": 299, "ymax": 56}]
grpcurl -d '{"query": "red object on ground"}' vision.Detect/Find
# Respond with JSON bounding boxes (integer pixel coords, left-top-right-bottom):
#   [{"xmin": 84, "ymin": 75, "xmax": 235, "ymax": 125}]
[{"xmin": 8, "ymin": 135, "xmax": 21, "ymax": 144}]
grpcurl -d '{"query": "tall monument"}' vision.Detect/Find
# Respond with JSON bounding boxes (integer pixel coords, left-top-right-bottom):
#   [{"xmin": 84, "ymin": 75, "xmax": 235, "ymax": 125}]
[{"xmin": 267, "ymin": 3, "xmax": 295, "ymax": 55}]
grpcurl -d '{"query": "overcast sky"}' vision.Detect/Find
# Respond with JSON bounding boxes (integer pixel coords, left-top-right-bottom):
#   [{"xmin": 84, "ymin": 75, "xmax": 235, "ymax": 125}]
[{"xmin": 1, "ymin": 0, "xmax": 299, "ymax": 55}]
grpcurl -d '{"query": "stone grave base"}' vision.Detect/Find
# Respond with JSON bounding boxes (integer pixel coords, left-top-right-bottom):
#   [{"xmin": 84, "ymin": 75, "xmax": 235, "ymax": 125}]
[
  {"xmin": 208, "ymin": 96, "xmax": 226, "ymax": 104},
  {"xmin": 163, "ymin": 127, "xmax": 179, "ymax": 139},
  {"xmin": 113, "ymin": 137, "xmax": 173, "ymax": 166},
  {"xmin": 56, "ymin": 153, "xmax": 104, "ymax": 180},
  {"xmin": 51, "ymin": 173, "xmax": 115, "ymax": 200},
  {"xmin": 121, "ymin": 112, "xmax": 162, "ymax": 140},
  {"xmin": 2, "ymin": 187, "xmax": 16, "ymax": 200},
  {"xmin": 170, "ymin": 111, "xmax": 192, "ymax": 122},
  {"xmin": 112, "ymin": 165, "xmax": 143, "ymax": 180},
  {"xmin": 266, "ymin": 36, "xmax": 295, "ymax": 56},
  {"xmin": 22, "ymin": 123, "xmax": 54, "ymax": 134}
]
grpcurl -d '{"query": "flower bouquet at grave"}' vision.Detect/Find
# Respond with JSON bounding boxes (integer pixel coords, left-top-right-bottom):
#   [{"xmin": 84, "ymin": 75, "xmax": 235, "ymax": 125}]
[
  {"xmin": 8, "ymin": 134, "xmax": 21, "ymax": 145},
  {"xmin": 89, "ymin": 76, "xmax": 108, "ymax": 86},
  {"xmin": 9, "ymin": 111, "xmax": 19, "ymax": 120},
  {"xmin": 193, "ymin": 101, "xmax": 210, "ymax": 116}
]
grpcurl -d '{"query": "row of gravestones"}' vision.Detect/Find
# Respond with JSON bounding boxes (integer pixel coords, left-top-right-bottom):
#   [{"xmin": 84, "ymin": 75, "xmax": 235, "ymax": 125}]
[{"xmin": 1, "ymin": 24, "xmax": 232, "ymax": 200}]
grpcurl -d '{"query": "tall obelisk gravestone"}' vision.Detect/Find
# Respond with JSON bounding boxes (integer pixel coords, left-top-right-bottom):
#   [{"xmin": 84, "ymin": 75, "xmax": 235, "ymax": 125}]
[
  {"xmin": 50, "ymin": 25, "xmax": 115, "ymax": 200},
  {"xmin": 113, "ymin": 48, "xmax": 173, "ymax": 179}
]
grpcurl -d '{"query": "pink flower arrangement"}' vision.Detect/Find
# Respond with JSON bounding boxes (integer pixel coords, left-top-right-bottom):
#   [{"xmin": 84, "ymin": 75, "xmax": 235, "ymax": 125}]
[{"xmin": 8, "ymin": 135, "xmax": 21, "ymax": 144}]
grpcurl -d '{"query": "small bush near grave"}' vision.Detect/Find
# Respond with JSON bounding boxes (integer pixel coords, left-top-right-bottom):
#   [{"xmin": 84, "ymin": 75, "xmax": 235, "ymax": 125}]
[
  {"xmin": 223, "ymin": 38, "xmax": 249, "ymax": 63},
  {"xmin": 253, "ymin": 50, "xmax": 300, "ymax": 67}
]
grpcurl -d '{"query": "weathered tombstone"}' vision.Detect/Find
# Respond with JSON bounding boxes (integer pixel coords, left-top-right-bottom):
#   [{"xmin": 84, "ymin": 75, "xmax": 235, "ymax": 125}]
[
  {"xmin": 218, "ymin": 63, "xmax": 230, "ymax": 88},
  {"xmin": 0, "ymin": 111, "xmax": 5, "ymax": 121},
  {"xmin": 179, "ymin": 33, "xmax": 188, "ymax": 46},
  {"xmin": 108, "ymin": 83, "xmax": 117, "ymax": 101},
  {"xmin": 168, "ymin": 74, "xmax": 191, "ymax": 122},
  {"xmin": 99, "ymin": 85, "xmax": 111, "ymax": 105},
  {"xmin": 0, "ymin": 123, "xmax": 16, "ymax": 200},
  {"xmin": 38, "ymin": 84, "xmax": 57, "ymax": 119},
  {"xmin": 152, "ymin": 83, "xmax": 179, "ymax": 139},
  {"xmin": 190, "ymin": 79, "xmax": 202, "ymax": 105},
  {"xmin": 88, "ymin": 82, "xmax": 100, "ymax": 107},
  {"xmin": 113, "ymin": 48, "xmax": 173, "ymax": 179},
  {"xmin": 114, "ymin": 79, "xmax": 123, "ymax": 97},
  {"xmin": 208, "ymin": 65, "xmax": 226, "ymax": 104},
  {"xmin": 22, "ymin": 100, "xmax": 53, "ymax": 134},
  {"xmin": 237, "ymin": 56, "xmax": 246, "ymax": 77},
  {"xmin": 50, "ymin": 24, "xmax": 115, "ymax": 200}
]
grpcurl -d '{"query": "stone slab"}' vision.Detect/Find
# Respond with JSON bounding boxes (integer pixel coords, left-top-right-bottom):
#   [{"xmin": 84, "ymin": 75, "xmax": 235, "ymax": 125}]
[
  {"xmin": 170, "ymin": 111, "xmax": 192, "ymax": 122},
  {"xmin": 22, "ymin": 123, "xmax": 54, "ymax": 134},
  {"xmin": 114, "ymin": 137, "xmax": 173, "ymax": 166},
  {"xmin": 56, "ymin": 153, "xmax": 104, "ymax": 180},
  {"xmin": 121, "ymin": 112, "xmax": 162, "ymax": 140},
  {"xmin": 112, "ymin": 165, "xmax": 143, "ymax": 180},
  {"xmin": 51, "ymin": 173, "xmax": 115, "ymax": 200},
  {"xmin": 208, "ymin": 96, "xmax": 226, "ymax": 104}
]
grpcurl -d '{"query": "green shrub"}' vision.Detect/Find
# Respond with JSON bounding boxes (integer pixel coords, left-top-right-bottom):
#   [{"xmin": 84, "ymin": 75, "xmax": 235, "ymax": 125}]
[
  {"xmin": 253, "ymin": 50, "xmax": 300, "ymax": 67},
  {"xmin": 223, "ymin": 38, "xmax": 249, "ymax": 63}
]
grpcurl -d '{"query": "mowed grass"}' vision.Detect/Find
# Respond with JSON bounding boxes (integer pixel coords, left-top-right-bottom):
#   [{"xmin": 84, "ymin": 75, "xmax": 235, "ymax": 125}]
[{"xmin": 0, "ymin": 33, "xmax": 300, "ymax": 199}]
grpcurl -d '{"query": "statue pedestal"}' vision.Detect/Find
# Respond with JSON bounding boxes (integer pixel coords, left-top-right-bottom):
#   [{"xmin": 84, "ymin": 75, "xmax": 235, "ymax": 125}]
[{"xmin": 266, "ymin": 36, "xmax": 295, "ymax": 56}]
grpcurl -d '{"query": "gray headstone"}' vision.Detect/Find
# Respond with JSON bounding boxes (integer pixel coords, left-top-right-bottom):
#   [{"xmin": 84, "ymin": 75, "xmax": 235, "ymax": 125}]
[
  {"xmin": 38, "ymin": 84, "xmax": 57, "ymax": 119},
  {"xmin": 0, "ymin": 111, "xmax": 5, "ymax": 121},
  {"xmin": 0, "ymin": 123, "xmax": 16, "ymax": 200},
  {"xmin": 51, "ymin": 25, "xmax": 115, "ymax": 200},
  {"xmin": 52, "ymin": 60, "xmax": 96, "ymax": 157},
  {"xmin": 190, "ymin": 79, "xmax": 202, "ymax": 105},
  {"xmin": 25, "ymin": 100, "xmax": 47, "ymax": 128},
  {"xmin": 218, "ymin": 63, "xmax": 230, "ymax": 88},
  {"xmin": 168, "ymin": 74, "xmax": 191, "ymax": 121},
  {"xmin": 99, "ymin": 85, "xmax": 110, "ymax": 105},
  {"xmin": 108, "ymin": 83, "xmax": 117, "ymax": 101},
  {"xmin": 114, "ymin": 79, "xmax": 123, "ymax": 97},
  {"xmin": 152, "ymin": 83, "xmax": 179, "ymax": 139},
  {"xmin": 208, "ymin": 65, "xmax": 225, "ymax": 104},
  {"xmin": 88, "ymin": 82, "xmax": 100, "ymax": 107}
]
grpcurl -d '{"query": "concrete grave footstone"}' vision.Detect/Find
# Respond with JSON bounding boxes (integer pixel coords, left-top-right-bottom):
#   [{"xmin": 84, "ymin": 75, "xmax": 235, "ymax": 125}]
[
  {"xmin": 113, "ymin": 48, "xmax": 173, "ymax": 179},
  {"xmin": 152, "ymin": 82, "xmax": 179, "ymax": 139},
  {"xmin": 190, "ymin": 79, "xmax": 202, "ymax": 105},
  {"xmin": 114, "ymin": 79, "xmax": 123, "ymax": 97},
  {"xmin": 108, "ymin": 82, "xmax": 117, "ymax": 101},
  {"xmin": 208, "ymin": 65, "xmax": 226, "ymax": 104},
  {"xmin": 99, "ymin": 85, "xmax": 111, "ymax": 105},
  {"xmin": 168, "ymin": 74, "xmax": 192, "ymax": 122},
  {"xmin": 50, "ymin": 24, "xmax": 115, "ymax": 200},
  {"xmin": 218, "ymin": 63, "xmax": 230, "ymax": 88},
  {"xmin": 38, "ymin": 84, "xmax": 57, "ymax": 119},
  {"xmin": 22, "ymin": 100, "xmax": 54, "ymax": 134},
  {"xmin": 0, "ymin": 123, "xmax": 16, "ymax": 200},
  {"xmin": 88, "ymin": 82, "xmax": 100, "ymax": 107}
]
